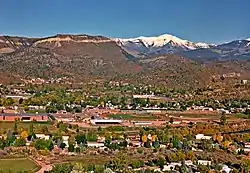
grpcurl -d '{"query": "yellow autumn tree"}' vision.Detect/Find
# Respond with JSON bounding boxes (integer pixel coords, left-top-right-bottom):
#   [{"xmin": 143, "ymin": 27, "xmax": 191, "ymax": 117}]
[
  {"xmin": 222, "ymin": 140, "xmax": 231, "ymax": 149},
  {"xmin": 216, "ymin": 133, "xmax": 223, "ymax": 143},
  {"xmin": 141, "ymin": 135, "xmax": 147, "ymax": 143},
  {"xmin": 21, "ymin": 130, "xmax": 28, "ymax": 139}
]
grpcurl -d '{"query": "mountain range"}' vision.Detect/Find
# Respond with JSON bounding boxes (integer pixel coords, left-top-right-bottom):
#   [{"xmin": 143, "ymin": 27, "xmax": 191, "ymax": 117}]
[
  {"xmin": 0, "ymin": 33, "xmax": 249, "ymax": 88},
  {"xmin": 115, "ymin": 34, "xmax": 250, "ymax": 62}
]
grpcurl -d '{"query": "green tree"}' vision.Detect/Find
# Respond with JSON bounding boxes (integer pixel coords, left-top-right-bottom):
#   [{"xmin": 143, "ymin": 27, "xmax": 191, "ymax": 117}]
[
  {"xmin": 13, "ymin": 122, "xmax": 18, "ymax": 135},
  {"xmin": 68, "ymin": 144, "xmax": 74, "ymax": 152},
  {"xmin": 59, "ymin": 143, "xmax": 67, "ymax": 150},
  {"xmin": 0, "ymin": 138, "xmax": 7, "ymax": 149},
  {"xmin": 35, "ymin": 139, "xmax": 54, "ymax": 151},
  {"xmin": 14, "ymin": 137, "xmax": 26, "ymax": 147},
  {"xmin": 29, "ymin": 123, "xmax": 34, "ymax": 136},
  {"xmin": 220, "ymin": 114, "xmax": 227, "ymax": 125},
  {"xmin": 75, "ymin": 134, "xmax": 86, "ymax": 145},
  {"xmin": 157, "ymin": 157, "xmax": 166, "ymax": 170}
]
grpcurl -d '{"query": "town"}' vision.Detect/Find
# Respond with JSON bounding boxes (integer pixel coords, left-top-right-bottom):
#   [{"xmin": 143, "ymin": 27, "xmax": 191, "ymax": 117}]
[{"xmin": 0, "ymin": 81, "xmax": 250, "ymax": 173}]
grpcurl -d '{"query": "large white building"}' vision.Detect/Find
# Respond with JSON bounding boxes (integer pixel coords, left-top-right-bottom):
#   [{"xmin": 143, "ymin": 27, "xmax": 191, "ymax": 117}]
[{"xmin": 90, "ymin": 119, "xmax": 122, "ymax": 125}]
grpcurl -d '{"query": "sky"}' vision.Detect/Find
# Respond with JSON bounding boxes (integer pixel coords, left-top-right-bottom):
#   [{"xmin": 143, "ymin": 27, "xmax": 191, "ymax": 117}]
[{"xmin": 0, "ymin": 0, "xmax": 250, "ymax": 44}]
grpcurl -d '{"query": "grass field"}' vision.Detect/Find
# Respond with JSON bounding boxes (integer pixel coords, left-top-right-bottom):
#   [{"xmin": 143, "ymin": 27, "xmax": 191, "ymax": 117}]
[
  {"xmin": 0, "ymin": 158, "xmax": 38, "ymax": 172},
  {"xmin": 0, "ymin": 121, "xmax": 57, "ymax": 133},
  {"xmin": 26, "ymin": 109, "xmax": 46, "ymax": 114},
  {"xmin": 108, "ymin": 114, "xmax": 157, "ymax": 120}
]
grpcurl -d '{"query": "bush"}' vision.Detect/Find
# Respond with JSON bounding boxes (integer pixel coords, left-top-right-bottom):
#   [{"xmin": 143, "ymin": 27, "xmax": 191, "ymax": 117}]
[
  {"xmin": 137, "ymin": 149, "xmax": 143, "ymax": 154},
  {"xmin": 75, "ymin": 147, "xmax": 81, "ymax": 153},
  {"xmin": 68, "ymin": 144, "xmax": 74, "ymax": 152}
]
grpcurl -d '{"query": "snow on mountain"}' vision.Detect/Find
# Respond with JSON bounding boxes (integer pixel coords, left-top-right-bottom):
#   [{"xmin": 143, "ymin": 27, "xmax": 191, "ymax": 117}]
[{"xmin": 114, "ymin": 34, "xmax": 211, "ymax": 55}]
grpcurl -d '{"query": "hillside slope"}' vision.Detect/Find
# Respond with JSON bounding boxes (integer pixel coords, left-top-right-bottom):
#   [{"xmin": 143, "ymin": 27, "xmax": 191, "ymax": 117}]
[{"xmin": 0, "ymin": 34, "xmax": 142, "ymax": 82}]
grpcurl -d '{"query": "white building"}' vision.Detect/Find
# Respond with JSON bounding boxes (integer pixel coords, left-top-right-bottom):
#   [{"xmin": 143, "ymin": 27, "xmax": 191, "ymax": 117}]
[
  {"xmin": 35, "ymin": 134, "xmax": 50, "ymax": 140},
  {"xmin": 90, "ymin": 119, "xmax": 122, "ymax": 125},
  {"xmin": 163, "ymin": 163, "xmax": 182, "ymax": 171},
  {"xmin": 87, "ymin": 142, "xmax": 105, "ymax": 148},
  {"xmin": 134, "ymin": 122, "xmax": 152, "ymax": 126},
  {"xmin": 62, "ymin": 136, "xmax": 69, "ymax": 147},
  {"xmin": 195, "ymin": 134, "xmax": 212, "ymax": 140},
  {"xmin": 198, "ymin": 160, "xmax": 211, "ymax": 165}
]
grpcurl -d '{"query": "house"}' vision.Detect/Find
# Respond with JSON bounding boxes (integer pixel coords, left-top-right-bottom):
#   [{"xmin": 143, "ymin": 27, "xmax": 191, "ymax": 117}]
[
  {"xmin": 87, "ymin": 142, "xmax": 105, "ymax": 148},
  {"xmin": 163, "ymin": 163, "xmax": 182, "ymax": 171},
  {"xmin": 244, "ymin": 142, "xmax": 250, "ymax": 153},
  {"xmin": 221, "ymin": 165, "xmax": 231, "ymax": 173},
  {"xmin": 160, "ymin": 144, "xmax": 167, "ymax": 148},
  {"xmin": 185, "ymin": 160, "xmax": 193, "ymax": 166},
  {"xmin": 35, "ymin": 134, "xmax": 50, "ymax": 140},
  {"xmin": 62, "ymin": 136, "xmax": 69, "ymax": 147},
  {"xmin": 195, "ymin": 134, "xmax": 212, "ymax": 140},
  {"xmin": 198, "ymin": 160, "xmax": 211, "ymax": 165},
  {"xmin": 242, "ymin": 80, "xmax": 248, "ymax": 85}
]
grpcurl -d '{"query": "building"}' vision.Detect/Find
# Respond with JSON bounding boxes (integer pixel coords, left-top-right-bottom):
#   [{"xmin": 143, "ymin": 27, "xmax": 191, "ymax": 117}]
[
  {"xmin": 62, "ymin": 136, "xmax": 69, "ymax": 147},
  {"xmin": 90, "ymin": 119, "xmax": 122, "ymax": 125},
  {"xmin": 242, "ymin": 80, "xmax": 248, "ymax": 85},
  {"xmin": 244, "ymin": 142, "xmax": 250, "ymax": 153},
  {"xmin": 35, "ymin": 134, "xmax": 50, "ymax": 140},
  {"xmin": 198, "ymin": 160, "xmax": 211, "ymax": 165},
  {"xmin": 195, "ymin": 134, "xmax": 212, "ymax": 140},
  {"xmin": 0, "ymin": 113, "xmax": 49, "ymax": 122},
  {"xmin": 87, "ymin": 142, "xmax": 105, "ymax": 148},
  {"xmin": 134, "ymin": 122, "xmax": 152, "ymax": 126}
]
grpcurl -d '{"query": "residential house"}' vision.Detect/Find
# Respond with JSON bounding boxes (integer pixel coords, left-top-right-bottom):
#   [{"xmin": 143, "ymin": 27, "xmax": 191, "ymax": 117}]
[
  {"xmin": 198, "ymin": 160, "xmax": 211, "ymax": 166},
  {"xmin": 62, "ymin": 136, "xmax": 69, "ymax": 147},
  {"xmin": 163, "ymin": 163, "xmax": 182, "ymax": 171},
  {"xmin": 244, "ymin": 142, "xmax": 250, "ymax": 153},
  {"xmin": 35, "ymin": 134, "xmax": 50, "ymax": 140},
  {"xmin": 87, "ymin": 142, "xmax": 105, "ymax": 148},
  {"xmin": 195, "ymin": 134, "xmax": 212, "ymax": 140}
]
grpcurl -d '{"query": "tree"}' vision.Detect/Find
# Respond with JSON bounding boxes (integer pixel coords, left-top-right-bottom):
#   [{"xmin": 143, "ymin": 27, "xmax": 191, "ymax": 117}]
[
  {"xmin": 172, "ymin": 135, "xmax": 180, "ymax": 149},
  {"xmin": 14, "ymin": 137, "xmax": 26, "ymax": 147},
  {"xmin": 75, "ymin": 134, "xmax": 86, "ymax": 145},
  {"xmin": 21, "ymin": 131, "xmax": 29, "ymax": 139},
  {"xmin": 86, "ymin": 132, "xmax": 97, "ymax": 142},
  {"xmin": 157, "ymin": 157, "xmax": 166, "ymax": 170},
  {"xmin": 59, "ymin": 123, "xmax": 68, "ymax": 133},
  {"xmin": 68, "ymin": 144, "xmax": 74, "ymax": 152},
  {"xmin": 35, "ymin": 139, "xmax": 54, "ymax": 151},
  {"xmin": 98, "ymin": 126, "xmax": 102, "ymax": 132},
  {"xmin": 29, "ymin": 123, "xmax": 34, "ymax": 136},
  {"xmin": 0, "ymin": 138, "xmax": 7, "ymax": 149},
  {"xmin": 169, "ymin": 117, "xmax": 174, "ymax": 124},
  {"xmin": 13, "ymin": 122, "xmax": 18, "ymax": 135},
  {"xmin": 60, "ymin": 143, "xmax": 67, "ymax": 150},
  {"xmin": 220, "ymin": 114, "xmax": 227, "ymax": 125},
  {"xmin": 41, "ymin": 126, "xmax": 49, "ymax": 133},
  {"xmin": 104, "ymin": 136, "xmax": 111, "ymax": 147},
  {"xmin": 141, "ymin": 135, "xmax": 148, "ymax": 143}
]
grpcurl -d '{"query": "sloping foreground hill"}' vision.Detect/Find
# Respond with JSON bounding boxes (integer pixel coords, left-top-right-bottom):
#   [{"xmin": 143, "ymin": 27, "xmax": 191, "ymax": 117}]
[
  {"xmin": 113, "ymin": 55, "xmax": 215, "ymax": 89},
  {"xmin": 0, "ymin": 34, "xmax": 142, "ymax": 82}
]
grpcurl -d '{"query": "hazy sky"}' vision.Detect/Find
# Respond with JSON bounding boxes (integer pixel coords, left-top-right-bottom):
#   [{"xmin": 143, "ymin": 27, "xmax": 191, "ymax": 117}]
[{"xmin": 0, "ymin": 0, "xmax": 250, "ymax": 43}]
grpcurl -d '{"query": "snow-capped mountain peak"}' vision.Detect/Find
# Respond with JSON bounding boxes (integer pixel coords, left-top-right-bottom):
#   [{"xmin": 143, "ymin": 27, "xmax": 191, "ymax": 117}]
[{"xmin": 114, "ymin": 34, "xmax": 211, "ymax": 55}]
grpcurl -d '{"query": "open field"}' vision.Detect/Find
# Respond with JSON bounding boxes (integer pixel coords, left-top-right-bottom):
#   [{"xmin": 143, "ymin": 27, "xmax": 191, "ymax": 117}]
[
  {"xmin": 0, "ymin": 121, "xmax": 57, "ymax": 133},
  {"xmin": 26, "ymin": 109, "xmax": 46, "ymax": 114},
  {"xmin": 0, "ymin": 158, "xmax": 38, "ymax": 172},
  {"xmin": 108, "ymin": 114, "xmax": 158, "ymax": 120}
]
